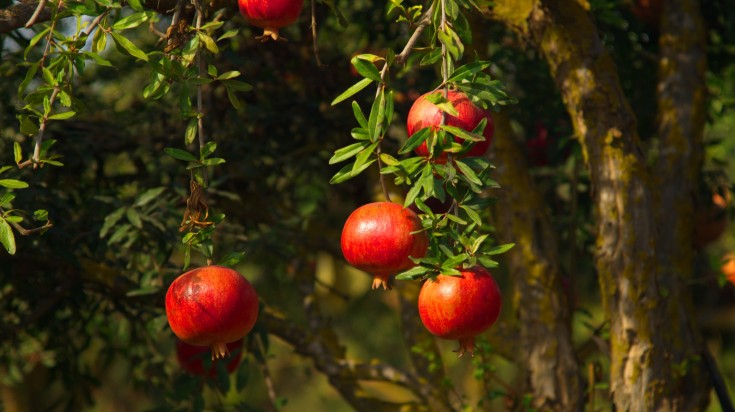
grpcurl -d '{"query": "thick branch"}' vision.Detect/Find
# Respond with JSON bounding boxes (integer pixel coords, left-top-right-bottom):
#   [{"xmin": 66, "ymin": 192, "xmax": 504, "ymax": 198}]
[{"xmin": 491, "ymin": 111, "xmax": 582, "ymax": 411}]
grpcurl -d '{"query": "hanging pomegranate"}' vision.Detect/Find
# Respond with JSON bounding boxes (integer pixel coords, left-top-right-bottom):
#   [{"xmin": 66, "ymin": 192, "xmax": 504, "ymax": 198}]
[
  {"xmin": 165, "ymin": 265, "xmax": 259, "ymax": 358},
  {"xmin": 407, "ymin": 90, "xmax": 494, "ymax": 164},
  {"xmin": 341, "ymin": 202, "xmax": 429, "ymax": 290},
  {"xmin": 418, "ymin": 266, "xmax": 502, "ymax": 356},
  {"xmin": 238, "ymin": 0, "xmax": 303, "ymax": 41}
]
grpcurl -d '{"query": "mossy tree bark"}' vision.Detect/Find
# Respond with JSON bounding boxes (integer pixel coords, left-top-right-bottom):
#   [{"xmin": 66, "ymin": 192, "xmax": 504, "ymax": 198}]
[
  {"xmin": 491, "ymin": 112, "xmax": 582, "ymax": 411},
  {"xmin": 490, "ymin": 0, "xmax": 711, "ymax": 410}
]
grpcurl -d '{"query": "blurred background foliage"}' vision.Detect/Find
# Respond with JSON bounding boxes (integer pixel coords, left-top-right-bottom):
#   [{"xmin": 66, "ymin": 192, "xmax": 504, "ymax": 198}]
[{"xmin": 1, "ymin": 0, "xmax": 735, "ymax": 410}]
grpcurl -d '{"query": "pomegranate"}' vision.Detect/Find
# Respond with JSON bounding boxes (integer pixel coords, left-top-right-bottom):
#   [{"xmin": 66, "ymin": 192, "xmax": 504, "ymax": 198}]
[
  {"xmin": 176, "ymin": 339, "xmax": 243, "ymax": 377},
  {"xmin": 407, "ymin": 90, "xmax": 494, "ymax": 163},
  {"xmin": 418, "ymin": 266, "xmax": 502, "ymax": 356},
  {"xmin": 631, "ymin": 0, "xmax": 662, "ymax": 28},
  {"xmin": 165, "ymin": 265, "xmax": 259, "ymax": 358},
  {"xmin": 341, "ymin": 202, "xmax": 429, "ymax": 290},
  {"xmin": 238, "ymin": 0, "xmax": 303, "ymax": 41}
]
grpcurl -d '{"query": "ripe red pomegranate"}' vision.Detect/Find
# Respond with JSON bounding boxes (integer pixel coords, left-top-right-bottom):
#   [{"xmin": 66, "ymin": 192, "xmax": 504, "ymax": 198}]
[
  {"xmin": 341, "ymin": 202, "xmax": 429, "ymax": 290},
  {"xmin": 407, "ymin": 90, "xmax": 494, "ymax": 163},
  {"xmin": 238, "ymin": 0, "xmax": 303, "ymax": 41},
  {"xmin": 418, "ymin": 266, "xmax": 501, "ymax": 356},
  {"xmin": 166, "ymin": 265, "xmax": 259, "ymax": 358},
  {"xmin": 176, "ymin": 339, "xmax": 243, "ymax": 377}
]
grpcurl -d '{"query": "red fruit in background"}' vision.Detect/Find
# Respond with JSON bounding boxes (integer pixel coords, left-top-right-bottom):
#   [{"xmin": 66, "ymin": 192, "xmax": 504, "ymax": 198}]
[
  {"xmin": 526, "ymin": 123, "xmax": 550, "ymax": 167},
  {"xmin": 418, "ymin": 266, "xmax": 502, "ymax": 356},
  {"xmin": 407, "ymin": 90, "xmax": 494, "ymax": 163},
  {"xmin": 631, "ymin": 0, "xmax": 662, "ymax": 28},
  {"xmin": 166, "ymin": 266, "xmax": 259, "ymax": 358},
  {"xmin": 238, "ymin": 0, "xmax": 303, "ymax": 41},
  {"xmin": 176, "ymin": 339, "xmax": 243, "ymax": 377},
  {"xmin": 341, "ymin": 202, "xmax": 429, "ymax": 290}
]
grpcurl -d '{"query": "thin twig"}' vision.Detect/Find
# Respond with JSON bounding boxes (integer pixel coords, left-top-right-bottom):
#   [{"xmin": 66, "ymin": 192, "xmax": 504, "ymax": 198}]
[
  {"xmin": 395, "ymin": 4, "xmax": 434, "ymax": 65},
  {"xmin": 28, "ymin": 86, "xmax": 60, "ymax": 168},
  {"xmin": 255, "ymin": 334, "xmax": 280, "ymax": 412},
  {"xmin": 310, "ymin": 0, "xmax": 324, "ymax": 67},
  {"xmin": 0, "ymin": 207, "xmax": 53, "ymax": 235},
  {"xmin": 83, "ymin": 11, "xmax": 107, "ymax": 36},
  {"xmin": 24, "ymin": 0, "xmax": 49, "ymax": 28}
]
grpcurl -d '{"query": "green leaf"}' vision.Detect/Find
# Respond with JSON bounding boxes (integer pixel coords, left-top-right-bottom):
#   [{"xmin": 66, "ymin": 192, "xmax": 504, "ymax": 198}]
[
  {"xmin": 92, "ymin": 28, "xmax": 107, "ymax": 54},
  {"xmin": 440, "ymin": 267, "xmax": 463, "ymax": 277},
  {"xmin": 424, "ymin": 92, "xmax": 459, "ymax": 116},
  {"xmin": 329, "ymin": 142, "xmax": 367, "ymax": 165},
  {"xmin": 470, "ymin": 234, "xmax": 489, "ymax": 254},
  {"xmin": 447, "ymin": 61, "xmax": 491, "ymax": 84},
  {"xmin": 25, "ymin": 27, "xmax": 51, "ymax": 60},
  {"xmin": 217, "ymin": 251, "xmax": 246, "ymax": 267},
  {"xmin": 352, "ymin": 142, "xmax": 378, "ymax": 173},
  {"xmin": 350, "ymin": 56, "xmax": 382, "ymax": 82},
  {"xmin": 14, "ymin": 142, "xmax": 22, "ymax": 165},
  {"xmin": 477, "ymin": 256, "xmax": 499, "ymax": 269},
  {"xmin": 403, "ymin": 181, "xmax": 422, "ymax": 208},
  {"xmin": 440, "ymin": 125, "xmax": 484, "ymax": 142},
  {"xmin": 420, "ymin": 48, "xmax": 441, "ymax": 66},
  {"xmin": 33, "ymin": 209, "xmax": 48, "ymax": 221},
  {"xmin": 485, "ymin": 243, "xmax": 515, "ymax": 256},
  {"xmin": 200, "ymin": 141, "xmax": 217, "ymax": 159},
  {"xmin": 4, "ymin": 216, "xmax": 23, "ymax": 223},
  {"xmin": 331, "ymin": 78, "xmax": 372, "ymax": 106},
  {"xmin": 18, "ymin": 115, "xmax": 39, "ymax": 136},
  {"xmin": 126, "ymin": 286, "xmax": 160, "ymax": 297},
  {"xmin": 185, "ymin": 118, "xmax": 198, "ymax": 145},
  {"xmin": 126, "ymin": 207, "xmax": 142, "ymax": 228},
  {"xmin": 225, "ymin": 85, "xmax": 243, "ymax": 111},
  {"xmin": 445, "ymin": 213, "xmax": 467, "ymax": 225},
  {"xmin": 112, "ymin": 11, "xmax": 151, "ymax": 30},
  {"xmin": 216, "ymin": 71, "xmax": 241, "ymax": 80},
  {"xmin": 48, "ymin": 111, "xmax": 76, "ymax": 120},
  {"xmin": 164, "ymin": 148, "xmax": 197, "ymax": 162},
  {"xmin": 100, "ymin": 207, "xmax": 126, "ymax": 238},
  {"xmin": 200, "ymin": 157, "xmax": 225, "ymax": 166},
  {"xmin": 400, "ymin": 127, "xmax": 431, "ymax": 154},
  {"xmin": 128, "ymin": 0, "xmax": 144, "ymax": 11},
  {"xmin": 379, "ymin": 153, "xmax": 400, "ymax": 166},
  {"xmin": 395, "ymin": 265, "xmax": 432, "ymax": 281},
  {"xmin": 82, "ymin": 51, "xmax": 114, "ymax": 67},
  {"xmin": 454, "ymin": 160, "xmax": 482, "ymax": 185},
  {"xmin": 0, "ymin": 180, "xmax": 29, "ymax": 189},
  {"xmin": 0, "ymin": 192, "xmax": 15, "ymax": 207},
  {"xmin": 111, "ymin": 32, "xmax": 149, "ymax": 61},
  {"xmin": 442, "ymin": 253, "xmax": 469, "ymax": 270},
  {"xmin": 330, "ymin": 159, "xmax": 376, "ymax": 184},
  {"xmin": 197, "ymin": 32, "xmax": 219, "ymax": 54},
  {"xmin": 218, "ymin": 29, "xmax": 240, "ymax": 41},
  {"xmin": 0, "ymin": 218, "xmax": 16, "ymax": 255},
  {"xmin": 135, "ymin": 187, "xmax": 166, "ymax": 207},
  {"xmin": 352, "ymin": 101, "xmax": 368, "ymax": 129},
  {"xmin": 461, "ymin": 205, "xmax": 482, "ymax": 226}
]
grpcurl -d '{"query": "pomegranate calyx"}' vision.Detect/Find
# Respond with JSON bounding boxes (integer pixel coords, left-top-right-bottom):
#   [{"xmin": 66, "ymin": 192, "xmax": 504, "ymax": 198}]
[
  {"xmin": 212, "ymin": 342, "xmax": 230, "ymax": 360},
  {"xmin": 371, "ymin": 275, "xmax": 392, "ymax": 291},
  {"xmin": 454, "ymin": 337, "xmax": 477, "ymax": 358},
  {"xmin": 257, "ymin": 28, "xmax": 286, "ymax": 42}
]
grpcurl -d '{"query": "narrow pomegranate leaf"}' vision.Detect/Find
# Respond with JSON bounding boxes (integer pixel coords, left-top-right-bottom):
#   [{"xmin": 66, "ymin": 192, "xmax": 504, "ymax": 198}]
[
  {"xmin": 134, "ymin": 187, "xmax": 166, "ymax": 207},
  {"xmin": 446, "ymin": 61, "xmax": 491, "ymax": 84},
  {"xmin": 110, "ymin": 32, "xmax": 148, "ymax": 61},
  {"xmin": 330, "ymin": 159, "xmax": 376, "ymax": 184},
  {"xmin": 485, "ymin": 243, "xmax": 515, "ymax": 256},
  {"xmin": 331, "ymin": 78, "xmax": 372, "ymax": 106},
  {"xmin": 351, "ymin": 128, "xmax": 370, "ymax": 141},
  {"xmin": 395, "ymin": 265, "xmax": 431, "ymax": 281},
  {"xmin": 399, "ymin": 127, "xmax": 431, "ymax": 154},
  {"xmin": 351, "ymin": 101, "xmax": 368, "ymax": 129},
  {"xmin": 350, "ymin": 57, "xmax": 382, "ymax": 82},
  {"xmin": 379, "ymin": 153, "xmax": 400, "ymax": 166},
  {"xmin": 0, "ymin": 218, "xmax": 16, "ymax": 255},
  {"xmin": 329, "ymin": 142, "xmax": 366, "ymax": 165},
  {"xmin": 367, "ymin": 90, "xmax": 385, "ymax": 142},
  {"xmin": 470, "ymin": 234, "xmax": 489, "ymax": 254},
  {"xmin": 445, "ymin": 213, "xmax": 467, "ymax": 225},
  {"xmin": 0, "ymin": 192, "xmax": 15, "ymax": 208},
  {"xmin": 477, "ymin": 256, "xmax": 499, "ymax": 269},
  {"xmin": 126, "ymin": 207, "xmax": 143, "ymax": 229},
  {"xmin": 460, "ymin": 205, "xmax": 482, "ymax": 226},
  {"xmin": 13, "ymin": 142, "xmax": 22, "ymax": 165},
  {"xmin": 413, "ymin": 198, "xmax": 435, "ymax": 218},
  {"xmin": 454, "ymin": 160, "xmax": 482, "ymax": 186},
  {"xmin": 100, "ymin": 207, "xmax": 126, "ymax": 238},
  {"xmin": 352, "ymin": 142, "xmax": 378, "ymax": 173},
  {"xmin": 420, "ymin": 48, "xmax": 441, "ymax": 66},
  {"xmin": 0, "ymin": 180, "xmax": 28, "ymax": 189},
  {"xmin": 440, "ymin": 125, "xmax": 484, "ymax": 142},
  {"xmin": 404, "ymin": 181, "xmax": 422, "ymax": 209},
  {"xmin": 164, "ymin": 148, "xmax": 197, "ymax": 162}
]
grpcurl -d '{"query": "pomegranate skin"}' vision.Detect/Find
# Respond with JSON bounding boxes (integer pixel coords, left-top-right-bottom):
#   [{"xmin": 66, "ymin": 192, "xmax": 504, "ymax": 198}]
[
  {"xmin": 238, "ymin": 0, "xmax": 303, "ymax": 40},
  {"xmin": 407, "ymin": 90, "xmax": 494, "ymax": 163},
  {"xmin": 176, "ymin": 339, "xmax": 243, "ymax": 378},
  {"xmin": 165, "ymin": 266, "xmax": 259, "ymax": 358},
  {"xmin": 341, "ymin": 202, "xmax": 429, "ymax": 290},
  {"xmin": 418, "ymin": 266, "xmax": 501, "ymax": 356}
]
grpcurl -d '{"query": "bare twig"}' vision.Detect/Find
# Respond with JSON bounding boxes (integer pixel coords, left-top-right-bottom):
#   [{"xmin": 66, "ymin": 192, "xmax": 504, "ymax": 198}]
[
  {"xmin": 0, "ymin": 207, "xmax": 53, "ymax": 235},
  {"xmin": 255, "ymin": 334, "xmax": 280, "ymax": 412},
  {"xmin": 83, "ymin": 11, "xmax": 107, "ymax": 36},
  {"xmin": 395, "ymin": 4, "xmax": 434, "ymax": 65},
  {"xmin": 310, "ymin": 0, "xmax": 324, "ymax": 67},
  {"xmin": 24, "ymin": 0, "xmax": 48, "ymax": 28}
]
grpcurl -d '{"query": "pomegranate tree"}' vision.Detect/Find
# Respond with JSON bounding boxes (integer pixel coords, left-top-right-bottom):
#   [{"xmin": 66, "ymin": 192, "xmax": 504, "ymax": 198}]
[
  {"xmin": 341, "ymin": 202, "xmax": 429, "ymax": 290},
  {"xmin": 176, "ymin": 339, "xmax": 243, "ymax": 377},
  {"xmin": 407, "ymin": 90, "xmax": 494, "ymax": 163},
  {"xmin": 165, "ymin": 265, "xmax": 259, "ymax": 358},
  {"xmin": 238, "ymin": 0, "xmax": 303, "ymax": 41},
  {"xmin": 418, "ymin": 266, "xmax": 502, "ymax": 356}
]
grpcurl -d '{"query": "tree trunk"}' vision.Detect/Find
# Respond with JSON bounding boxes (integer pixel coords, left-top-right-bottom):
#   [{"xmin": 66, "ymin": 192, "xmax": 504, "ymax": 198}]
[
  {"xmin": 490, "ymin": 0, "xmax": 711, "ymax": 409},
  {"xmin": 491, "ymin": 111, "xmax": 582, "ymax": 411}
]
